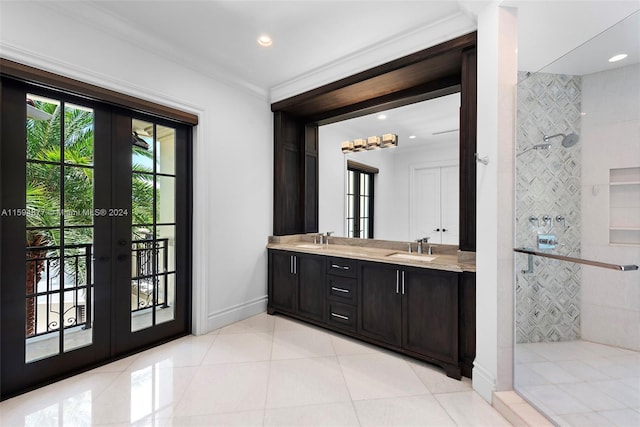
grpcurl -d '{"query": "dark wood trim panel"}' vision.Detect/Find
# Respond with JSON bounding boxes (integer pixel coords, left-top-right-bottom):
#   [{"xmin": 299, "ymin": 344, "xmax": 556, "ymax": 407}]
[
  {"xmin": 272, "ymin": 32, "xmax": 476, "ymax": 114},
  {"xmin": 0, "ymin": 58, "xmax": 198, "ymax": 125},
  {"xmin": 347, "ymin": 160, "xmax": 379, "ymax": 175},
  {"xmin": 459, "ymin": 48, "xmax": 477, "ymax": 251},
  {"xmin": 273, "ymin": 112, "xmax": 303, "ymax": 235},
  {"xmin": 459, "ymin": 272, "xmax": 476, "ymax": 378},
  {"xmin": 271, "ymin": 32, "xmax": 477, "ymax": 252},
  {"xmin": 303, "ymin": 125, "xmax": 319, "ymax": 233}
]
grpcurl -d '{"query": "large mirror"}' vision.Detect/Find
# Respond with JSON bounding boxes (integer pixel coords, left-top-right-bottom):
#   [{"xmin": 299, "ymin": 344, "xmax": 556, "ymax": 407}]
[{"xmin": 318, "ymin": 92, "xmax": 460, "ymax": 244}]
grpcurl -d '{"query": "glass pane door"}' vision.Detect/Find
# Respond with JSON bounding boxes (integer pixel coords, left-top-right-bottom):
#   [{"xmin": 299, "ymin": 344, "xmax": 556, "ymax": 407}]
[
  {"xmin": 25, "ymin": 94, "xmax": 96, "ymax": 362},
  {"xmin": 130, "ymin": 119, "xmax": 177, "ymax": 332},
  {"xmin": 2, "ymin": 78, "xmax": 191, "ymax": 399}
]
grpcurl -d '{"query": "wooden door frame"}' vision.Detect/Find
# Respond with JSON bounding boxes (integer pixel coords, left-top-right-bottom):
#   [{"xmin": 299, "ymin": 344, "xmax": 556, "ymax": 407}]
[
  {"xmin": 271, "ymin": 32, "xmax": 477, "ymax": 251},
  {"xmin": 0, "ymin": 75, "xmax": 193, "ymax": 400}
]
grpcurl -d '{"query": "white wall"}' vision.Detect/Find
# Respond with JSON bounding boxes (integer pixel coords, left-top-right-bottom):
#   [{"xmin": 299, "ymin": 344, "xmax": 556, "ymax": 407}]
[
  {"xmin": 581, "ymin": 63, "xmax": 640, "ymax": 350},
  {"xmin": 0, "ymin": 2, "xmax": 273, "ymax": 334},
  {"xmin": 474, "ymin": 2, "xmax": 518, "ymax": 402}
]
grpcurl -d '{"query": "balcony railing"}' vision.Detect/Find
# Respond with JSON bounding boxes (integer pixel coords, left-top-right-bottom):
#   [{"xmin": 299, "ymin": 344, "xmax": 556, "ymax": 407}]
[
  {"xmin": 26, "ymin": 238, "xmax": 170, "ymax": 338},
  {"xmin": 26, "ymin": 243, "xmax": 92, "ymax": 338},
  {"xmin": 131, "ymin": 238, "xmax": 170, "ymax": 312}
]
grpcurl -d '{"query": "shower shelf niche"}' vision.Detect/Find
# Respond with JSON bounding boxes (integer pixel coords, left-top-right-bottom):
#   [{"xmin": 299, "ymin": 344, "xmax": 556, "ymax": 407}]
[{"xmin": 609, "ymin": 167, "xmax": 640, "ymax": 245}]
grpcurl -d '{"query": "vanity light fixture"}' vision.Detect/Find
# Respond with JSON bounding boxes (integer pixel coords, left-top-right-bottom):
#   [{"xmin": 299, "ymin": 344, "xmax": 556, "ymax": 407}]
[
  {"xmin": 353, "ymin": 138, "xmax": 367, "ymax": 151},
  {"xmin": 257, "ymin": 34, "xmax": 273, "ymax": 47},
  {"xmin": 381, "ymin": 133, "xmax": 398, "ymax": 148},
  {"xmin": 341, "ymin": 140, "xmax": 354, "ymax": 153},
  {"xmin": 340, "ymin": 134, "xmax": 398, "ymax": 154},
  {"xmin": 608, "ymin": 53, "xmax": 627, "ymax": 62},
  {"xmin": 366, "ymin": 136, "xmax": 381, "ymax": 149}
]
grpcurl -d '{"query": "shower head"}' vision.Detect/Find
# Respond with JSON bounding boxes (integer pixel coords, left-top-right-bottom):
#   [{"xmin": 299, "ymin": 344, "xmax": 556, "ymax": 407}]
[{"xmin": 543, "ymin": 132, "xmax": 580, "ymax": 148}]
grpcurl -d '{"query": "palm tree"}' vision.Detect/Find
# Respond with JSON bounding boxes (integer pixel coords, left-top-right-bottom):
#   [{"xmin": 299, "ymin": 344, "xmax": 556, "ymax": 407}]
[{"xmin": 26, "ymin": 98, "xmax": 154, "ymax": 336}]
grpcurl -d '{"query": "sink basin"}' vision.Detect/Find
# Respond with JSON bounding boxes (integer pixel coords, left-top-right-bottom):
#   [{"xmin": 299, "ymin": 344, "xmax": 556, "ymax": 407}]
[
  {"xmin": 387, "ymin": 253, "xmax": 437, "ymax": 262},
  {"xmin": 296, "ymin": 244, "xmax": 324, "ymax": 249}
]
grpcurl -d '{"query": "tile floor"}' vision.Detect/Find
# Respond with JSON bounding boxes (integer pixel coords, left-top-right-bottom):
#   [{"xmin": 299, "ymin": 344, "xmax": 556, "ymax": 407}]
[
  {"xmin": 1, "ymin": 313, "xmax": 511, "ymax": 426},
  {"xmin": 25, "ymin": 307, "xmax": 175, "ymax": 363},
  {"xmin": 515, "ymin": 340, "xmax": 640, "ymax": 426}
]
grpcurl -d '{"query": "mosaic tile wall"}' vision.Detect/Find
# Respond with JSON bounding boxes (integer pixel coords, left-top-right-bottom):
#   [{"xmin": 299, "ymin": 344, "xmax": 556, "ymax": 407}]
[{"xmin": 515, "ymin": 71, "xmax": 582, "ymax": 343}]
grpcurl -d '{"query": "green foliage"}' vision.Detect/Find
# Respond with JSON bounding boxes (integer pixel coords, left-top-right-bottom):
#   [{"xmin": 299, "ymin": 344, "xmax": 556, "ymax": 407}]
[{"xmin": 27, "ymin": 99, "xmax": 155, "ymax": 250}]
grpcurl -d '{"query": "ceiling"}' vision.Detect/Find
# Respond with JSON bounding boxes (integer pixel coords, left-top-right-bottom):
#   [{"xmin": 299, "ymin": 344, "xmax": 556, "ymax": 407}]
[
  {"xmin": 40, "ymin": 0, "xmax": 638, "ymax": 142},
  {"xmin": 321, "ymin": 93, "xmax": 460, "ymax": 152},
  {"xmin": 43, "ymin": 1, "xmax": 639, "ymax": 97},
  {"xmin": 53, "ymin": 0, "xmax": 469, "ymax": 95}
]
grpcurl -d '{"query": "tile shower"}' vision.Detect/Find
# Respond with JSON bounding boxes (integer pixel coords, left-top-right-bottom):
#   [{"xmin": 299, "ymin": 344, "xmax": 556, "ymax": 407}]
[
  {"xmin": 515, "ymin": 71, "xmax": 583, "ymax": 343},
  {"xmin": 514, "ymin": 11, "xmax": 640, "ymax": 426}
]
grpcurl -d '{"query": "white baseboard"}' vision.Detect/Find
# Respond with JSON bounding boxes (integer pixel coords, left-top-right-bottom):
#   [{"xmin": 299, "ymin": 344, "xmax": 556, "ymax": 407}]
[
  {"xmin": 472, "ymin": 362, "xmax": 496, "ymax": 403},
  {"xmin": 206, "ymin": 296, "xmax": 268, "ymax": 332}
]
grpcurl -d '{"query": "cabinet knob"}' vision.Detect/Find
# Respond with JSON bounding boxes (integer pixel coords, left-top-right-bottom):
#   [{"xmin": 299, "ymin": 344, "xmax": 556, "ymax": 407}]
[{"xmin": 434, "ymin": 228, "xmax": 440, "ymax": 232}]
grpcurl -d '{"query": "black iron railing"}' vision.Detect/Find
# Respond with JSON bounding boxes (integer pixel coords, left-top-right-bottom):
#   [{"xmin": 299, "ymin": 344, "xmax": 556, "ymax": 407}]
[
  {"xmin": 131, "ymin": 238, "xmax": 170, "ymax": 312},
  {"xmin": 25, "ymin": 238, "xmax": 171, "ymax": 338},
  {"xmin": 26, "ymin": 243, "xmax": 92, "ymax": 338}
]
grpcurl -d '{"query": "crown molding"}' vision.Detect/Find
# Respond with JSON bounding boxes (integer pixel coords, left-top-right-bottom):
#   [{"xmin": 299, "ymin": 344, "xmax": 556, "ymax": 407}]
[
  {"xmin": 39, "ymin": 1, "xmax": 269, "ymax": 101},
  {"xmin": 269, "ymin": 12, "xmax": 477, "ymax": 103},
  {"xmin": 0, "ymin": 42, "xmax": 205, "ymax": 120}
]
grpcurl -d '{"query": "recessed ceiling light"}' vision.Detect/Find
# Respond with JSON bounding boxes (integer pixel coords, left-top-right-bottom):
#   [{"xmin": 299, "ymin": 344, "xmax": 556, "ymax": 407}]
[
  {"xmin": 608, "ymin": 53, "xmax": 627, "ymax": 62},
  {"xmin": 257, "ymin": 35, "xmax": 273, "ymax": 47},
  {"xmin": 409, "ymin": 135, "xmax": 416, "ymax": 139},
  {"xmin": 377, "ymin": 114, "xmax": 387, "ymax": 120}
]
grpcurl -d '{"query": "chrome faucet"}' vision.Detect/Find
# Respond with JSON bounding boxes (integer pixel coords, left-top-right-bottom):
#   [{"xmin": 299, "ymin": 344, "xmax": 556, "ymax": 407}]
[
  {"xmin": 319, "ymin": 231, "xmax": 333, "ymax": 246},
  {"xmin": 325, "ymin": 231, "xmax": 333, "ymax": 246},
  {"xmin": 416, "ymin": 237, "xmax": 430, "ymax": 254}
]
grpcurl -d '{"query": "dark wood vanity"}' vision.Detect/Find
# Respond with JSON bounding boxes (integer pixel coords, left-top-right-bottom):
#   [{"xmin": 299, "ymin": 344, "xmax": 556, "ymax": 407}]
[{"xmin": 268, "ymin": 245, "xmax": 475, "ymax": 379}]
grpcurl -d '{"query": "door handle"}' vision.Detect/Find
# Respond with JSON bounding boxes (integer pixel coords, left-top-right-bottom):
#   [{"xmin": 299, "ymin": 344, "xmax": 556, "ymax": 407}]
[
  {"xmin": 402, "ymin": 271, "xmax": 405, "ymax": 295},
  {"xmin": 396, "ymin": 270, "xmax": 399, "ymax": 294},
  {"xmin": 117, "ymin": 254, "xmax": 128, "ymax": 262},
  {"xmin": 331, "ymin": 312, "xmax": 349, "ymax": 320},
  {"xmin": 118, "ymin": 238, "xmax": 127, "ymax": 246},
  {"xmin": 94, "ymin": 255, "xmax": 110, "ymax": 262}
]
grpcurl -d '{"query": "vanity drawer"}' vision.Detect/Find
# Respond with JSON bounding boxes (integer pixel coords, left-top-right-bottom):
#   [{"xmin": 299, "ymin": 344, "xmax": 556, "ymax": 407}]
[
  {"xmin": 326, "ymin": 257, "xmax": 357, "ymax": 278},
  {"xmin": 327, "ymin": 275, "xmax": 357, "ymax": 305},
  {"xmin": 328, "ymin": 301, "xmax": 357, "ymax": 332}
]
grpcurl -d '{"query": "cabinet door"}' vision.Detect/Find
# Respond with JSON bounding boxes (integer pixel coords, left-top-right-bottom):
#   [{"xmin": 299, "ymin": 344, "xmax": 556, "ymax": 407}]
[
  {"xmin": 359, "ymin": 263, "xmax": 402, "ymax": 347},
  {"xmin": 411, "ymin": 167, "xmax": 441, "ymax": 243},
  {"xmin": 270, "ymin": 251, "xmax": 297, "ymax": 312},
  {"xmin": 402, "ymin": 268, "xmax": 458, "ymax": 364},
  {"xmin": 297, "ymin": 253, "xmax": 326, "ymax": 322},
  {"xmin": 440, "ymin": 165, "xmax": 459, "ymax": 245}
]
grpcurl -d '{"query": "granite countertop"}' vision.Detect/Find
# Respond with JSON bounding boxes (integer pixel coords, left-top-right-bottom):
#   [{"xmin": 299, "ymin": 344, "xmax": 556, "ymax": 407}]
[{"xmin": 267, "ymin": 235, "xmax": 475, "ymax": 273}]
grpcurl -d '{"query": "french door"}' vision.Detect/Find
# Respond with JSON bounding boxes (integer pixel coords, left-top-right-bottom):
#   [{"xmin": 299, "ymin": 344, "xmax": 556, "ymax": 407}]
[{"xmin": 0, "ymin": 78, "xmax": 192, "ymax": 399}]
